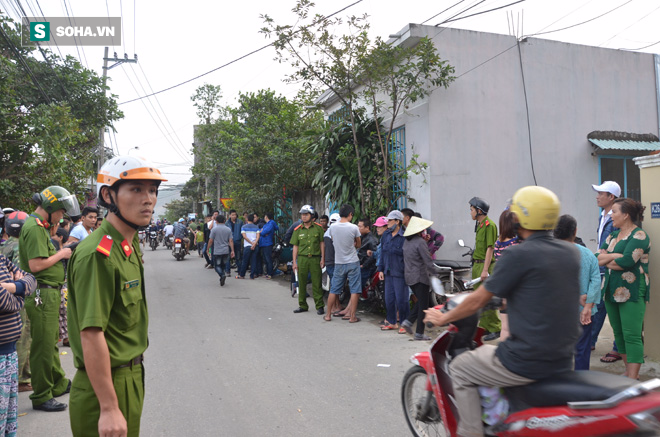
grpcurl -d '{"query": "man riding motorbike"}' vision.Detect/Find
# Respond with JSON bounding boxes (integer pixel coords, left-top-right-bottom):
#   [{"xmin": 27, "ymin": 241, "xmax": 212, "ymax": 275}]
[
  {"xmin": 173, "ymin": 218, "xmax": 190, "ymax": 254},
  {"xmin": 424, "ymin": 186, "xmax": 580, "ymax": 437}
]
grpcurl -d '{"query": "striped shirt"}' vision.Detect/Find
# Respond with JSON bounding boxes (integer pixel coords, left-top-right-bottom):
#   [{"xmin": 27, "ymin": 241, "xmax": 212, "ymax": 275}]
[{"xmin": 0, "ymin": 254, "xmax": 37, "ymax": 353}]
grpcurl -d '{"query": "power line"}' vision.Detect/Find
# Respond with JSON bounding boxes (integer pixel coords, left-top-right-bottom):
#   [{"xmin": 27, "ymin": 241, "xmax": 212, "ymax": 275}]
[
  {"xmin": 136, "ymin": 63, "xmax": 192, "ymax": 157},
  {"xmin": 13, "ymin": 0, "xmax": 69, "ymax": 97},
  {"xmin": 0, "ymin": 23, "xmax": 51, "ymax": 102},
  {"xmin": 598, "ymin": 3, "xmax": 660, "ymax": 48},
  {"xmin": 61, "ymin": 0, "xmax": 88, "ymax": 68},
  {"xmin": 522, "ymin": 0, "xmax": 632, "ymax": 39},
  {"xmin": 619, "ymin": 38, "xmax": 660, "ymax": 51},
  {"xmin": 434, "ymin": 0, "xmax": 486, "ymax": 27},
  {"xmin": 104, "ymin": 0, "xmax": 116, "ymax": 48},
  {"xmin": 125, "ymin": 63, "xmax": 193, "ymax": 162},
  {"xmin": 516, "ymin": 40, "xmax": 537, "ymax": 185},
  {"xmin": 119, "ymin": 64, "xmax": 193, "ymax": 164},
  {"xmin": 421, "ymin": 0, "xmax": 469, "ymax": 25},
  {"xmin": 33, "ymin": 0, "xmax": 65, "ymax": 59},
  {"xmin": 441, "ymin": 0, "xmax": 526, "ymax": 25},
  {"xmin": 119, "ymin": 0, "xmax": 125, "ymax": 53},
  {"xmin": 118, "ymin": 0, "xmax": 365, "ymax": 105}
]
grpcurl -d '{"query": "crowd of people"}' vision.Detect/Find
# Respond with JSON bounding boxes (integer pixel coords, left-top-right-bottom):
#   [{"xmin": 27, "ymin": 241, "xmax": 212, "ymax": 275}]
[{"xmin": 0, "ymin": 150, "xmax": 652, "ymax": 437}]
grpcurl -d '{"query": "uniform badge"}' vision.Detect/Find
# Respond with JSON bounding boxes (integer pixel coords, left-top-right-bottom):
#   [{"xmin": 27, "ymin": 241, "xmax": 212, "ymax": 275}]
[
  {"xmin": 121, "ymin": 239, "xmax": 133, "ymax": 257},
  {"xmin": 124, "ymin": 279, "xmax": 140, "ymax": 290},
  {"xmin": 96, "ymin": 235, "xmax": 113, "ymax": 256}
]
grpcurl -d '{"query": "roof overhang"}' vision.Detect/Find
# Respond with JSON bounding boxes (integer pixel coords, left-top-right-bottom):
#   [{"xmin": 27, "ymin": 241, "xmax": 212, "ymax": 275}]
[{"xmin": 589, "ymin": 138, "xmax": 660, "ymax": 156}]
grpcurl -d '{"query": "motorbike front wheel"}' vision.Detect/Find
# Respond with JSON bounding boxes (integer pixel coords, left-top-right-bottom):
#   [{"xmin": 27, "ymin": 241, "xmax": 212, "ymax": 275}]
[{"xmin": 401, "ymin": 366, "xmax": 447, "ymax": 437}]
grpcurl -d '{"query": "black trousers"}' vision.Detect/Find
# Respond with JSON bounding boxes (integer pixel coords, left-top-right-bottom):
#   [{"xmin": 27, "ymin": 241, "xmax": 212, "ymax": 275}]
[{"xmin": 406, "ymin": 282, "xmax": 430, "ymax": 335}]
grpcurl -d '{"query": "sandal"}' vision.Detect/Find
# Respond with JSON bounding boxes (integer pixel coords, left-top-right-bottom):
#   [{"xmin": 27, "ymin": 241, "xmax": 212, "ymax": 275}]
[
  {"xmin": 381, "ymin": 324, "xmax": 398, "ymax": 331},
  {"xmin": 600, "ymin": 352, "xmax": 622, "ymax": 363},
  {"xmin": 235, "ymin": 275, "xmax": 244, "ymax": 279},
  {"xmin": 398, "ymin": 327, "xmax": 408, "ymax": 334}
]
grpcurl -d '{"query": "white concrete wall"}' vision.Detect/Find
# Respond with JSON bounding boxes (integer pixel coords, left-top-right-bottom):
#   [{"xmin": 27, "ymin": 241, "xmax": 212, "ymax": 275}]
[
  {"xmin": 407, "ymin": 25, "xmax": 659, "ymax": 258},
  {"xmin": 319, "ymin": 24, "xmax": 658, "ymax": 259}
]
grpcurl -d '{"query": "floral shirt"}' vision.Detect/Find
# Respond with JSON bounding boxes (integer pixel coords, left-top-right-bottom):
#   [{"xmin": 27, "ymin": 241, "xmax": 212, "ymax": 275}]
[{"xmin": 599, "ymin": 227, "xmax": 650, "ymax": 303}]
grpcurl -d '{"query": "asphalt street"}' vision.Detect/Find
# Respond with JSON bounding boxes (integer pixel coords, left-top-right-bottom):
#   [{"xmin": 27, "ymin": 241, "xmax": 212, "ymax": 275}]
[{"xmin": 18, "ymin": 245, "xmax": 427, "ymax": 436}]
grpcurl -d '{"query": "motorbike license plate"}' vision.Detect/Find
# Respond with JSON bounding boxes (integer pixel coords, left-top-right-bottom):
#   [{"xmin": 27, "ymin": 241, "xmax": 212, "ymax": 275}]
[{"xmin": 175, "ymin": 244, "xmax": 181, "ymax": 248}]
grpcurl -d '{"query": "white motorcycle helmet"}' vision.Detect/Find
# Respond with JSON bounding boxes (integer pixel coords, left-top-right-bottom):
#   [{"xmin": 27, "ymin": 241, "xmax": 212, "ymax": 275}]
[{"xmin": 97, "ymin": 155, "xmax": 167, "ymax": 229}]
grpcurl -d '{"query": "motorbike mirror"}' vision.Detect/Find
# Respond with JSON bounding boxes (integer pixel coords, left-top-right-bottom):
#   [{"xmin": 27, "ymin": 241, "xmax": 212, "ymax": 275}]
[{"xmin": 458, "ymin": 239, "xmax": 465, "ymax": 247}]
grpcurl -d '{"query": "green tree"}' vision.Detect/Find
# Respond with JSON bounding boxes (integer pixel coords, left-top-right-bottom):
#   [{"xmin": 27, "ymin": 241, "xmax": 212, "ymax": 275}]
[
  {"xmin": 360, "ymin": 37, "xmax": 455, "ymax": 200},
  {"xmin": 191, "ymin": 83, "xmax": 222, "ymax": 124},
  {"xmin": 163, "ymin": 198, "xmax": 191, "ymax": 223},
  {"xmin": 191, "ymin": 88, "xmax": 319, "ymax": 221},
  {"xmin": 0, "ymin": 15, "xmax": 123, "ymax": 211},
  {"xmin": 261, "ymin": 0, "xmax": 371, "ymax": 215}
]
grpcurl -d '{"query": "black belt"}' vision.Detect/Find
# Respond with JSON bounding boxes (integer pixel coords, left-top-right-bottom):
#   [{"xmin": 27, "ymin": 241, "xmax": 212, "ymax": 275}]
[
  {"xmin": 37, "ymin": 283, "xmax": 62, "ymax": 290},
  {"xmin": 304, "ymin": 254, "xmax": 320, "ymax": 258},
  {"xmin": 473, "ymin": 259, "xmax": 485, "ymax": 264},
  {"xmin": 79, "ymin": 355, "xmax": 144, "ymax": 372},
  {"xmin": 117, "ymin": 355, "xmax": 144, "ymax": 369}
]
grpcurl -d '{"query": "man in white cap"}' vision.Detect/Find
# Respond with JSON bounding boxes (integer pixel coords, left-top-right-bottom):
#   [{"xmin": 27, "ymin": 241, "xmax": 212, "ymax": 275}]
[{"xmin": 590, "ymin": 180, "xmax": 621, "ymax": 363}]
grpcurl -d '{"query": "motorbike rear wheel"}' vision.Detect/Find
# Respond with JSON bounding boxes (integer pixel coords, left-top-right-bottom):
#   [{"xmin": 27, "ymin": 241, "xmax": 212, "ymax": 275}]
[{"xmin": 401, "ymin": 366, "xmax": 448, "ymax": 437}]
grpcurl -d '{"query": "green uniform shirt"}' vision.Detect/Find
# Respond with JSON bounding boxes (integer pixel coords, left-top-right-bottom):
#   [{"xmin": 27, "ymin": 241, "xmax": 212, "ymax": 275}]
[
  {"xmin": 67, "ymin": 219, "xmax": 148, "ymax": 369},
  {"xmin": 290, "ymin": 223, "xmax": 324, "ymax": 256},
  {"xmin": 19, "ymin": 213, "xmax": 65, "ymax": 287},
  {"xmin": 473, "ymin": 216, "xmax": 497, "ymax": 261}
]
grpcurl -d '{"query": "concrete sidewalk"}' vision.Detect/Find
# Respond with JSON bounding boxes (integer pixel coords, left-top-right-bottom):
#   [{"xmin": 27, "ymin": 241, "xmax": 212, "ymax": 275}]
[{"xmin": 589, "ymin": 316, "xmax": 660, "ymax": 381}]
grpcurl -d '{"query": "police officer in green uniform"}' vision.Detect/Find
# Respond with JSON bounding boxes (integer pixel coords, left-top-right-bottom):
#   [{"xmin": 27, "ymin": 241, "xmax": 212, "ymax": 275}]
[
  {"xmin": 67, "ymin": 155, "xmax": 166, "ymax": 436},
  {"xmin": 291, "ymin": 205, "xmax": 326, "ymax": 315},
  {"xmin": 469, "ymin": 196, "xmax": 501, "ymax": 339},
  {"xmin": 20, "ymin": 186, "xmax": 81, "ymax": 411}
]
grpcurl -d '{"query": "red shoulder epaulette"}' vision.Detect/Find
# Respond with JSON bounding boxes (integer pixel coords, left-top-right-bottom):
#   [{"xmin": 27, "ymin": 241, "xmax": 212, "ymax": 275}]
[
  {"xmin": 121, "ymin": 239, "xmax": 133, "ymax": 257},
  {"xmin": 35, "ymin": 217, "xmax": 44, "ymax": 227},
  {"xmin": 294, "ymin": 224, "xmax": 303, "ymax": 231},
  {"xmin": 96, "ymin": 235, "xmax": 113, "ymax": 257}
]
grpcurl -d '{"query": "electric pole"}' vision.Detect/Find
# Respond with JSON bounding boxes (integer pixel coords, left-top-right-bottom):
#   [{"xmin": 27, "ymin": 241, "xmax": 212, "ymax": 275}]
[{"xmin": 98, "ymin": 47, "xmax": 138, "ymax": 170}]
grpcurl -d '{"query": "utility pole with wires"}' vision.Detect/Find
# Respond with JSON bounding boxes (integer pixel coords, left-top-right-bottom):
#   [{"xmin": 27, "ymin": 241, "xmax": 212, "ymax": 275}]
[{"xmin": 98, "ymin": 47, "xmax": 137, "ymax": 169}]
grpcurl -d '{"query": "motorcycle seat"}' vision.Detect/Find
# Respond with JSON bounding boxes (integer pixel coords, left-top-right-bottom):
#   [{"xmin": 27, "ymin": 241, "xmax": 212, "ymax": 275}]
[
  {"xmin": 433, "ymin": 260, "xmax": 471, "ymax": 270},
  {"xmin": 505, "ymin": 370, "xmax": 638, "ymax": 412}
]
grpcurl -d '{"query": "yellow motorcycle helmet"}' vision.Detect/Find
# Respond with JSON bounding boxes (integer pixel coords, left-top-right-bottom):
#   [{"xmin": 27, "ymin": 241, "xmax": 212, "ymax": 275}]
[{"xmin": 510, "ymin": 186, "xmax": 560, "ymax": 230}]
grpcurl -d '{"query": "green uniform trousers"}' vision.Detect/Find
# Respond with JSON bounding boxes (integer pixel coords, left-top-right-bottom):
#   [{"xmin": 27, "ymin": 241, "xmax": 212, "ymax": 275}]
[
  {"xmin": 297, "ymin": 256, "xmax": 323, "ymax": 310},
  {"xmin": 25, "ymin": 287, "xmax": 69, "ymax": 406},
  {"xmin": 473, "ymin": 262, "xmax": 501, "ymax": 333},
  {"xmin": 70, "ymin": 364, "xmax": 145, "ymax": 437},
  {"xmin": 17, "ymin": 307, "xmax": 32, "ymax": 384}
]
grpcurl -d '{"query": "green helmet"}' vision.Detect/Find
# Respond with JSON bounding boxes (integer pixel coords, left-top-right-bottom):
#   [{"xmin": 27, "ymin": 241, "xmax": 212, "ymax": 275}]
[{"xmin": 34, "ymin": 186, "xmax": 81, "ymax": 216}]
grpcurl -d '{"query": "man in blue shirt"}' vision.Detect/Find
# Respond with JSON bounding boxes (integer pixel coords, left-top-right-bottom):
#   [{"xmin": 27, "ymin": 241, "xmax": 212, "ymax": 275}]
[
  {"xmin": 258, "ymin": 213, "xmax": 279, "ymax": 279},
  {"xmin": 237, "ymin": 215, "xmax": 260, "ymax": 279},
  {"xmin": 67, "ymin": 207, "xmax": 98, "ymax": 244}
]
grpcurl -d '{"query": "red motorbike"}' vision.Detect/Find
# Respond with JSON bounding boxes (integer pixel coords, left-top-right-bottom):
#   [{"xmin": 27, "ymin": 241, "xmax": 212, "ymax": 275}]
[{"xmin": 401, "ymin": 293, "xmax": 660, "ymax": 436}]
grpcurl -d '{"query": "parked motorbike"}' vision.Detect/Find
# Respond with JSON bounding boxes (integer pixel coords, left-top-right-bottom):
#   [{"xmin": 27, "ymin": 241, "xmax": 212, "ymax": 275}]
[
  {"xmin": 172, "ymin": 237, "xmax": 186, "ymax": 261},
  {"xmin": 402, "ymin": 293, "xmax": 660, "ymax": 436},
  {"xmin": 430, "ymin": 239, "xmax": 475, "ymax": 306},
  {"xmin": 359, "ymin": 270, "xmax": 385, "ymax": 312},
  {"xmin": 149, "ymin": 231, "xmax": 158, "ymax": 251}
]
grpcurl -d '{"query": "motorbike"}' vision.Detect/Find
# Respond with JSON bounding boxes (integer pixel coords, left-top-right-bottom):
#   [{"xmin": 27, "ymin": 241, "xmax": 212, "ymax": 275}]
[
  {"xmin": 172, "ymin": 237, "xmax": 186, "ymax": 261},
  {"xmin": 158, "ymin": 231, "xmax": 164, "ymax": 244},
  {"xmin": 430, "ymin": 239, "xmax": 475, "ymax": 307},
  {"xmin": 359, "ymin": 270, "xmax": 385, "ymax": 312},
  {"xmin": 164, "ymin": 235, "xmax": 174, "ymax": 250},
  {"xmin": 149, "ymin": 230, "xmax": 158, "ymax": 251},
  {"xmin": 401, "ymin": 293, "xmax": 660, "ymax": 436}
]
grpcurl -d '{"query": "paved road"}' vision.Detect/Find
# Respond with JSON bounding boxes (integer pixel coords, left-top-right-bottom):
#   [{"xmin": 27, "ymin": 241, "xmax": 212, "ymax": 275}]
[{"xmin": 18, "ymin": 245, "xmax": 425, "ymax": 436}]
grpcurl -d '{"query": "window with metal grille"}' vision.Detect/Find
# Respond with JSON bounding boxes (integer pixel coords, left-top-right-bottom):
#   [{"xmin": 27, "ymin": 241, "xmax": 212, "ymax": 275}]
[
  {"xmin": 389, "ymin": 126, "xmax": 407, "ymax": 209},
  {"xmin": 328, "ymin": 106, "xmax": 350, "ymax": 123}
]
